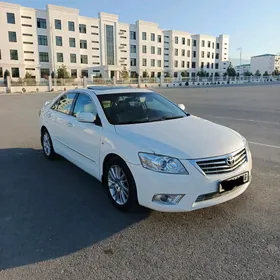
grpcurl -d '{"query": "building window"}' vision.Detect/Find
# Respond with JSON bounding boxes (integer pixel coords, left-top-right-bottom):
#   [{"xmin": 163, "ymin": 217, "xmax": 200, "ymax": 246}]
[
  {"xmin": 207, "ymin": 62, "xmax": 210, "ymax": 69},
  {"xmin": 215, "ymin": 53, "xmax": 219, "ymax": 59},
  {"xmin": 187, "ymin": 61, "xmax": 190, "ymax": 68},
  {"xmin": 211, "ymin": 63, "xmax": 214, "ymax": 69},
  {"xmin": 39, "ymin": 52, "xmax": 49, "ymax": 62},
  {"xmin": 130, "ymin": 45, "xmax": 136, "ymax": 53},
  {"xmin": 55, "ymin": 19, "xmax": 61, "ymax": 30},
  {"xmin": 10, "ymin": 50, "xmax": 18, "ymax": 60},
  {"xmin": 181, "ymin": 61, "xmax": 185, "ymax": 68},
  {"xmin": 151, "ymin": 46, "xmax": 155, "ymax": 54},
  {"xmin": 7, "ymin": 13, "xmax": 15, "ymax": 24},
  {"xmin": 120, "ymin": 36, "xmax": 126, "ymax": 39},
  {"xmin": 130, "ymin": 31, "xmax": 136, "ymax": 40},
  {"xmin": 92, "ymin": 40, "xmax": 99, "ymax": 44},
  {"xmin": 212, "ymin": 42, "xmax": 215, "ymax": 49},
  {"xmin": 56, "ymin": 36, "xmax": 63, "ymax": 46},
  {"xmin": 0, "ymin": 67, "xmax": 2, "ymax": 78},
  {"xmin": 151, "ymin": 33, "xmax": 155, "ymax": 41},
  {"xmin": 11, "ymin": 68, "xmax": 19, "ymax": 78},
  {"xmin": 151, "ymin": 59, "xmax": 155, "ymax": 67},
  {"xmin": 23, "ymin": 33, "xmax": 32, "ymax": 36},
  {"xmin": 21, "ymin": 16, "xmax": 31, "ymax": 19},
  {"xmin": 193, "ymin": 51, "xmax": 196, "ymax": 58},
  {"xmin": 187, "ymin": 39, "xmax": 190, "ymax": 46},
  {"xmin": 37, "ymin": 18, "xmax": 46, "ymax": 29},
  {"xmin": 23, "ymin": 41, "xmax": 33, "ymax": 44},
  {"xmin": 158, "ymin": 35, "xmax": 162, "ymax": 43},
  {"xmin": 182, "ymin": 37, "xmax": 185, "ymax": 45},
  {"xmin": 40, "ymin": 68, "xmax": 50, "ymax": 78},
  {"xmin": 212, "ymin": 53, "xmax": 214, "ymax": 59},
  {"xmin": 207, "ymin": 41, "xmax": 211, "ymax": 48},
  {"xmin": 92, "ymin": 55, "xmax": 100, "ymax": 58},
  {"xmin": 201, "ymin": 62, "xmax": 204, "ymax": 68},
  {"xmin": 215, "ymin": 63, "xmax": 219, "ymax": 69},
  {"xmin": 70, "ymin": 53, "xmax": 76, "ymax": 63},
  {"xmin": 70, "ymin": 69, "xmax": 77, "ymax": 78},
  {"xmin": 8, "ymin": 31, "xmax": 17, "ymax": 42},
  {"xmin": 81, "ymin": 55, "xmax": 88, "ymax": 64},
  {"xmin": 158, "ymin": 60, "xmax": 161, "ymax": 67},
  {"xmin": 57, "ymin": 53, "xmax": 63, "ymax": 62},
  {"xmin": 130, "ymin": 58, "xmax": 136, "ymax": 66},
  {"xmin": 202, "ymin": 40, "xmax": 205, "ymax": 47},
  {"xmin": 80, "ymin": 40, "xmax": 87, "ymax": 49},
  {"xmin": 158, "ymin": 47, "xmax": 162, "ymax": 55},
  {"xmin": 91, "ymin": 32, "xmax": 99, "ymax": 35},
  {"xmin": 68, "ymin": 21, "xmax": 75, "ymax": 31},
  {"xmin": 142, "ymin": 32, "xmax": 146, "ymax": 40},
  {"xmin": 175, "ymin": 36, "xmax": 178, "ymax": 44},
  {"xmin": 24, "ymin": 51, "xmax": 34, "ymax": 54},
  {"xmin": 193, "ymin": 39, "xmax": 196, "ymax": 47},
  {"xmin": 207, "ymin": 52, "xmax": 210, "ymax": 58},
  {"xmin": 106, "ymin": 25, "xmax": 114, "ymax": 65},
  {"xmin": 201, "ymin": 51, "xmax": 204, "ymax": 58},
  {"xmin": 187, "ymin": 50, "xmax": 190, "ymax": 57},
  {"xmin": 25, "ymin": 58, "xmax": 35, "ymax": 62},
  {"xmin": 79, "ymin": 24, "xmax": 87, "ymax": 34},
  {"xmin": 69, "ymin": 38, "xmax": 76, "ymax": 48},
  {"xmin": 192, "ymin": 62, "xmax": 196, "ymax": 68},
  {"xmin": 142, "ymin": 58, "xmax": 147, "ymax": 66},
  {"xmin": 175, "ymin": 49, "xmax": 178, "ymax": 56},
  {"xmin": 174, "ymin": 60, "xmax": 178, "ymax": 68},
  {"xmin": 22, "ymin": 24, "xmax": 32, "ymax": 27},
  {"xmin": 142, "ymin": 45, "xmax": 147, "ymax": 53},
  {"xmin": 216, "ymin": 43, "xmax": 220, "ymax": 49},
  {"xmin": 182, "ymin": 49, "xmax": 185, "ymax": 56}
]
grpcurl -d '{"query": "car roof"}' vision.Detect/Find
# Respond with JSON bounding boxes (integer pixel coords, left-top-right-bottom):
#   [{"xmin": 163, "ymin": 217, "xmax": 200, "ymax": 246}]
[{"xmin": 87, "ymin": 86, "xmax": 154, "ymax": 95}]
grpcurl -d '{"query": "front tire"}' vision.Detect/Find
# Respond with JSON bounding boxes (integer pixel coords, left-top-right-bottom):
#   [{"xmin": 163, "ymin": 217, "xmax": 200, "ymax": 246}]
[
  {"xmin": 104, "ymin": 157, "xmax": 139, "ymax": 212},
  {"xmin": 41, "ymin": 129, "xmax": 56, "ymax": 160}
]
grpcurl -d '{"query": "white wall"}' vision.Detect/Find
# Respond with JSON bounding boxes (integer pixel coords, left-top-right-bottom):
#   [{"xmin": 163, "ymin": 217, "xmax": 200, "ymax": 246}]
[{"xmin": 251, "ymin": 55, "xmax": 276, "ymax": 74}]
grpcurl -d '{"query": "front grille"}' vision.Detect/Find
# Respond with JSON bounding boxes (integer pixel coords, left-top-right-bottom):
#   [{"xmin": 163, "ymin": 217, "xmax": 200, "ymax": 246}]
[{"xmin": 196, "ymin": 148, "xmax": 247, "ymax": 175}]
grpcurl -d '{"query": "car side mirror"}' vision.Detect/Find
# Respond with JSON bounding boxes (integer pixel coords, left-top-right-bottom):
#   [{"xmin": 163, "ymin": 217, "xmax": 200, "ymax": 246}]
[
  {"xmin": 178, "ymin": 104, "xmax": 185, "ymax": 111},
  {"xmin": 76, "ymin": 112, "xmax": 96, "ymax": 123}
]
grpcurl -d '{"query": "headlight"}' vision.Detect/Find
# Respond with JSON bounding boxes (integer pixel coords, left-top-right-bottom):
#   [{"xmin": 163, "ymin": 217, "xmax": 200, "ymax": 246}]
[
  {"xmin": 138, "ymin": 153, "xmax": 189, "ymax": 174},
  {"xmin": 242, "ymin": 136, "xmax": 250, "ymax": 152}
]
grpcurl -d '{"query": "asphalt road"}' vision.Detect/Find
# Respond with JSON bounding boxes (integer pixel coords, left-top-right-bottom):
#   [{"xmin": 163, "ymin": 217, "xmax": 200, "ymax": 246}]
[{"xmin": 0, "ymin": 85, "xmax": 279, "ymax": 280}]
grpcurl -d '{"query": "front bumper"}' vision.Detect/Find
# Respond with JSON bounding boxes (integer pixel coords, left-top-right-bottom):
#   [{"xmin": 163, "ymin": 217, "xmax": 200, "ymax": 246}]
[{"xmin": 127, "ymin": 151, "xmax": 252, "ymax": 212}]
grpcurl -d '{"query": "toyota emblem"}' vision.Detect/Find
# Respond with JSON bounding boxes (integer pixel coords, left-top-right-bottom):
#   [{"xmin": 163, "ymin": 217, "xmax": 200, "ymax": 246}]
[{"xmin": 226, "ymin": 156, "xmax": 235, "ymax": 166}]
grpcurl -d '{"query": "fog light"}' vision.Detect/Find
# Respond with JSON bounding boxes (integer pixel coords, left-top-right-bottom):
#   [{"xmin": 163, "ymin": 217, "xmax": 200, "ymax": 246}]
[{"xmin": 152, "ymin": 194, "xmax": 185, "ymax": 205}]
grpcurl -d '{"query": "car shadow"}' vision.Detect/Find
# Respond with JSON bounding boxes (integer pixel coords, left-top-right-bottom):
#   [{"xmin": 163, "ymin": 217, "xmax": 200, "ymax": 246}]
[{"xmin": 0, "ymin": 148, "xmax": 149, "ymax": 270}]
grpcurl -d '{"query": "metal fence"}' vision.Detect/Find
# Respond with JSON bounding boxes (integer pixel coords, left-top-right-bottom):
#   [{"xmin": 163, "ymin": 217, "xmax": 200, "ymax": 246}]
[
  {"xmin": 11, "ymin": 78, "xmax": 49, "ymax": 87},
  {"xmin": 52, "ymin": 78, "xmax": 83, "ymax": 86}
]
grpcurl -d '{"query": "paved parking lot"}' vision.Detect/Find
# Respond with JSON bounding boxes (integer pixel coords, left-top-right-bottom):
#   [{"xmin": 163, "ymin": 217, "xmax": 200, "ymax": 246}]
[{"xmin": 0, "ymin": 85, "xmax": 280, "ymax": 280}]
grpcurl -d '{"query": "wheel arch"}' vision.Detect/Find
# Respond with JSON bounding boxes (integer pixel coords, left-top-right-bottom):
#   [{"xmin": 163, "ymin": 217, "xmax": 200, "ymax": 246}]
[{"xmin": 101, "ymin": 153, "xmax": 124, "ymax": 184}]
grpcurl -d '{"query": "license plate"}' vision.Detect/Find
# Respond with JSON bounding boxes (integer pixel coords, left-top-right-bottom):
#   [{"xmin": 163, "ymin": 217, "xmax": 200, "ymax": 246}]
[{"xmin": 219, "ymin": 172, "xmax": 249, "ymax": 193}]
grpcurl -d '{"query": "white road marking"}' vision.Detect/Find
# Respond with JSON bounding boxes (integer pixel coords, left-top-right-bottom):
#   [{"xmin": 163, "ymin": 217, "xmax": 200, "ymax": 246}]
[
  {"xmin": 202, "ymin": 115, "xmax": 280, "ymax": 125},
  {"xmin": 249, "ymin": 141, "xmax": 280, "ymax": 149}
]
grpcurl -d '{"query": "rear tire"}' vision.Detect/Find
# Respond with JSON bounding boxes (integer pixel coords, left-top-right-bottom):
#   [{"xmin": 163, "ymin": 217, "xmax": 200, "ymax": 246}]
[
  {"xmin": 41, "ymin": 128, "xmax": 56, "ymax": 160},
  {"xmin": 104, "ymin": 157, "xmax": 139, "ymax": 212}
]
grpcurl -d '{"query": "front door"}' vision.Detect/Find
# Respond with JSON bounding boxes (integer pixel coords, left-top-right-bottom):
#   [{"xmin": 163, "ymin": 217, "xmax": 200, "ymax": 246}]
[{"xmin": 65, "ymin": 92, "xmax": 103, "ymax": 178}]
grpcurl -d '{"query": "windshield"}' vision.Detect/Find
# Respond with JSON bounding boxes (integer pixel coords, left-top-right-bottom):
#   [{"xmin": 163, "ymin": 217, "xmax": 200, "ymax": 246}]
[{"xmin": 97, "ymin": 92, "xmax": 189, "ymax": 125}]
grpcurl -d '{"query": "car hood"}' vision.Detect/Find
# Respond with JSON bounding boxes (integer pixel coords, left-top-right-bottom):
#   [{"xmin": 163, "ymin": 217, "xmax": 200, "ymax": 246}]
[{"xmin": 115, "ymin": 116, "xmax": 244, "ymax": 159}]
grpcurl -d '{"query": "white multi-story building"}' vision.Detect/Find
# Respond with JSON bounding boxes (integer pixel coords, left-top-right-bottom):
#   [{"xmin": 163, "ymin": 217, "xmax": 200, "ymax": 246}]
[
  {"xmin": 0, "ymin": 1, "xmax": 230, "ymax": 80},
  {"xmin": 250, "ymin": 54, "xmax": 280, "ymax": 75},
  {"xmin": 234, "ymin": 64, "xmax": 251, "ymax": 75}
]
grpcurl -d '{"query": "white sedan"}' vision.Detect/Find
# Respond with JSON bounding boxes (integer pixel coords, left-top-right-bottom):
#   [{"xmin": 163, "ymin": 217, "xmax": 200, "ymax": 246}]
[{"xmin": 40, "ymin": 87, "xmax": 252, "ymax": 212}]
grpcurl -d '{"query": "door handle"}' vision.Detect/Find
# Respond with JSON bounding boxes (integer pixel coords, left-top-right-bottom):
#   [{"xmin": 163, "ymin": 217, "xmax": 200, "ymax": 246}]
[{"xmin": 67, "ymin": 122, "xmax": 74, "ymax": 127}]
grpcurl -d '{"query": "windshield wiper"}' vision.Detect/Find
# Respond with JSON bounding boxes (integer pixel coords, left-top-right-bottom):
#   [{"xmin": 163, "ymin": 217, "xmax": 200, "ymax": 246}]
[{"xmin": 159, "ymin": 116, "xmax": 185, "ymax": 120}]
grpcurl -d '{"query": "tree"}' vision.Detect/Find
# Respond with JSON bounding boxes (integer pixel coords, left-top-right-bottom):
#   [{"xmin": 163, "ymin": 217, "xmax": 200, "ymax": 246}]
[
  {"xmin": 243, "ymin": 71, "xmax": 252, "ymax": 77},
  {"xmin": 226, "ymin": 62, "xmax": 236, "ymax": 77},
  {"xmin": 181, "ymin": 71, "xmax": 188, "ymax": 77},
  {"xmin": 4, "ymin": 70, "xmax": 10, "ymax": 85},
  {"xmin": 214, "ymin": 72, "xmax": 220, "ymax": 77},
  {"xmin": 263, "ymin": 71, "xmax": 269, "ymax": 76},
  {"xmin": 255, "ymin": 70, "xmax": 261, "ymax": 76},
  {"xmin": 25, "ymin": 71, "xmax": 33, "ymax": 79},
  {"xmin": 272, "ymin": 69, "xmax": 280, "ymax": 76},
  {"xmin": 57, "ymin": 65, "xmax": 71, "ymax": 79},
  {"xmin": 165, "ymin": 72, "xmax": 171, "ymax": 78},
  {"xmin": 143, "ymin": 71, "xmax": 149, "ymax": 78},
  {"xmin": 197, "ymin": 69, "xmax": 207, "ymax": 77},
  {"xmin": 120, "ymin": 67, "xmax": 129, "ymax": 79}
]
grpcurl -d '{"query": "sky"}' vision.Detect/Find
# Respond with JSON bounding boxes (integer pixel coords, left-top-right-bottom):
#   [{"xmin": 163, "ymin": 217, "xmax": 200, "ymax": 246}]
[{"xmin": 8, "ymin": 0, "xmax": 280, "ymax": 65}]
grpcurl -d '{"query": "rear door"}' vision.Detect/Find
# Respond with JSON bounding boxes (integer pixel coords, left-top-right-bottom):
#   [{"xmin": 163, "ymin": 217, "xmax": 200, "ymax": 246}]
[{"xmin": 46, "ymin": 91, "xmax": 77, "ymax": 156}]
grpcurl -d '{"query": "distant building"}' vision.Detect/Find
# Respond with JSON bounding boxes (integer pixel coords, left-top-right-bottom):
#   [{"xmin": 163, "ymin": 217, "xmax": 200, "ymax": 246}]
[
  {"xmin": 234, "ymin": 64, "xmax": 251, "ymax": 75},
  {"xmin": 0, "ymin": 1, "xmax": 230, "ymax": 80},
  {"xmin": 250, "ymin": 54, "xmax": 280, "ymax": 75}
]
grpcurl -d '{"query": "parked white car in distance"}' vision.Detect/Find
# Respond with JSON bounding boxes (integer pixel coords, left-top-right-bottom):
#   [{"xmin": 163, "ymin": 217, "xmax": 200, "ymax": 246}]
[{"xmin": 40, "ymin": 87, "xmax": 252, "ymax": 212}]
